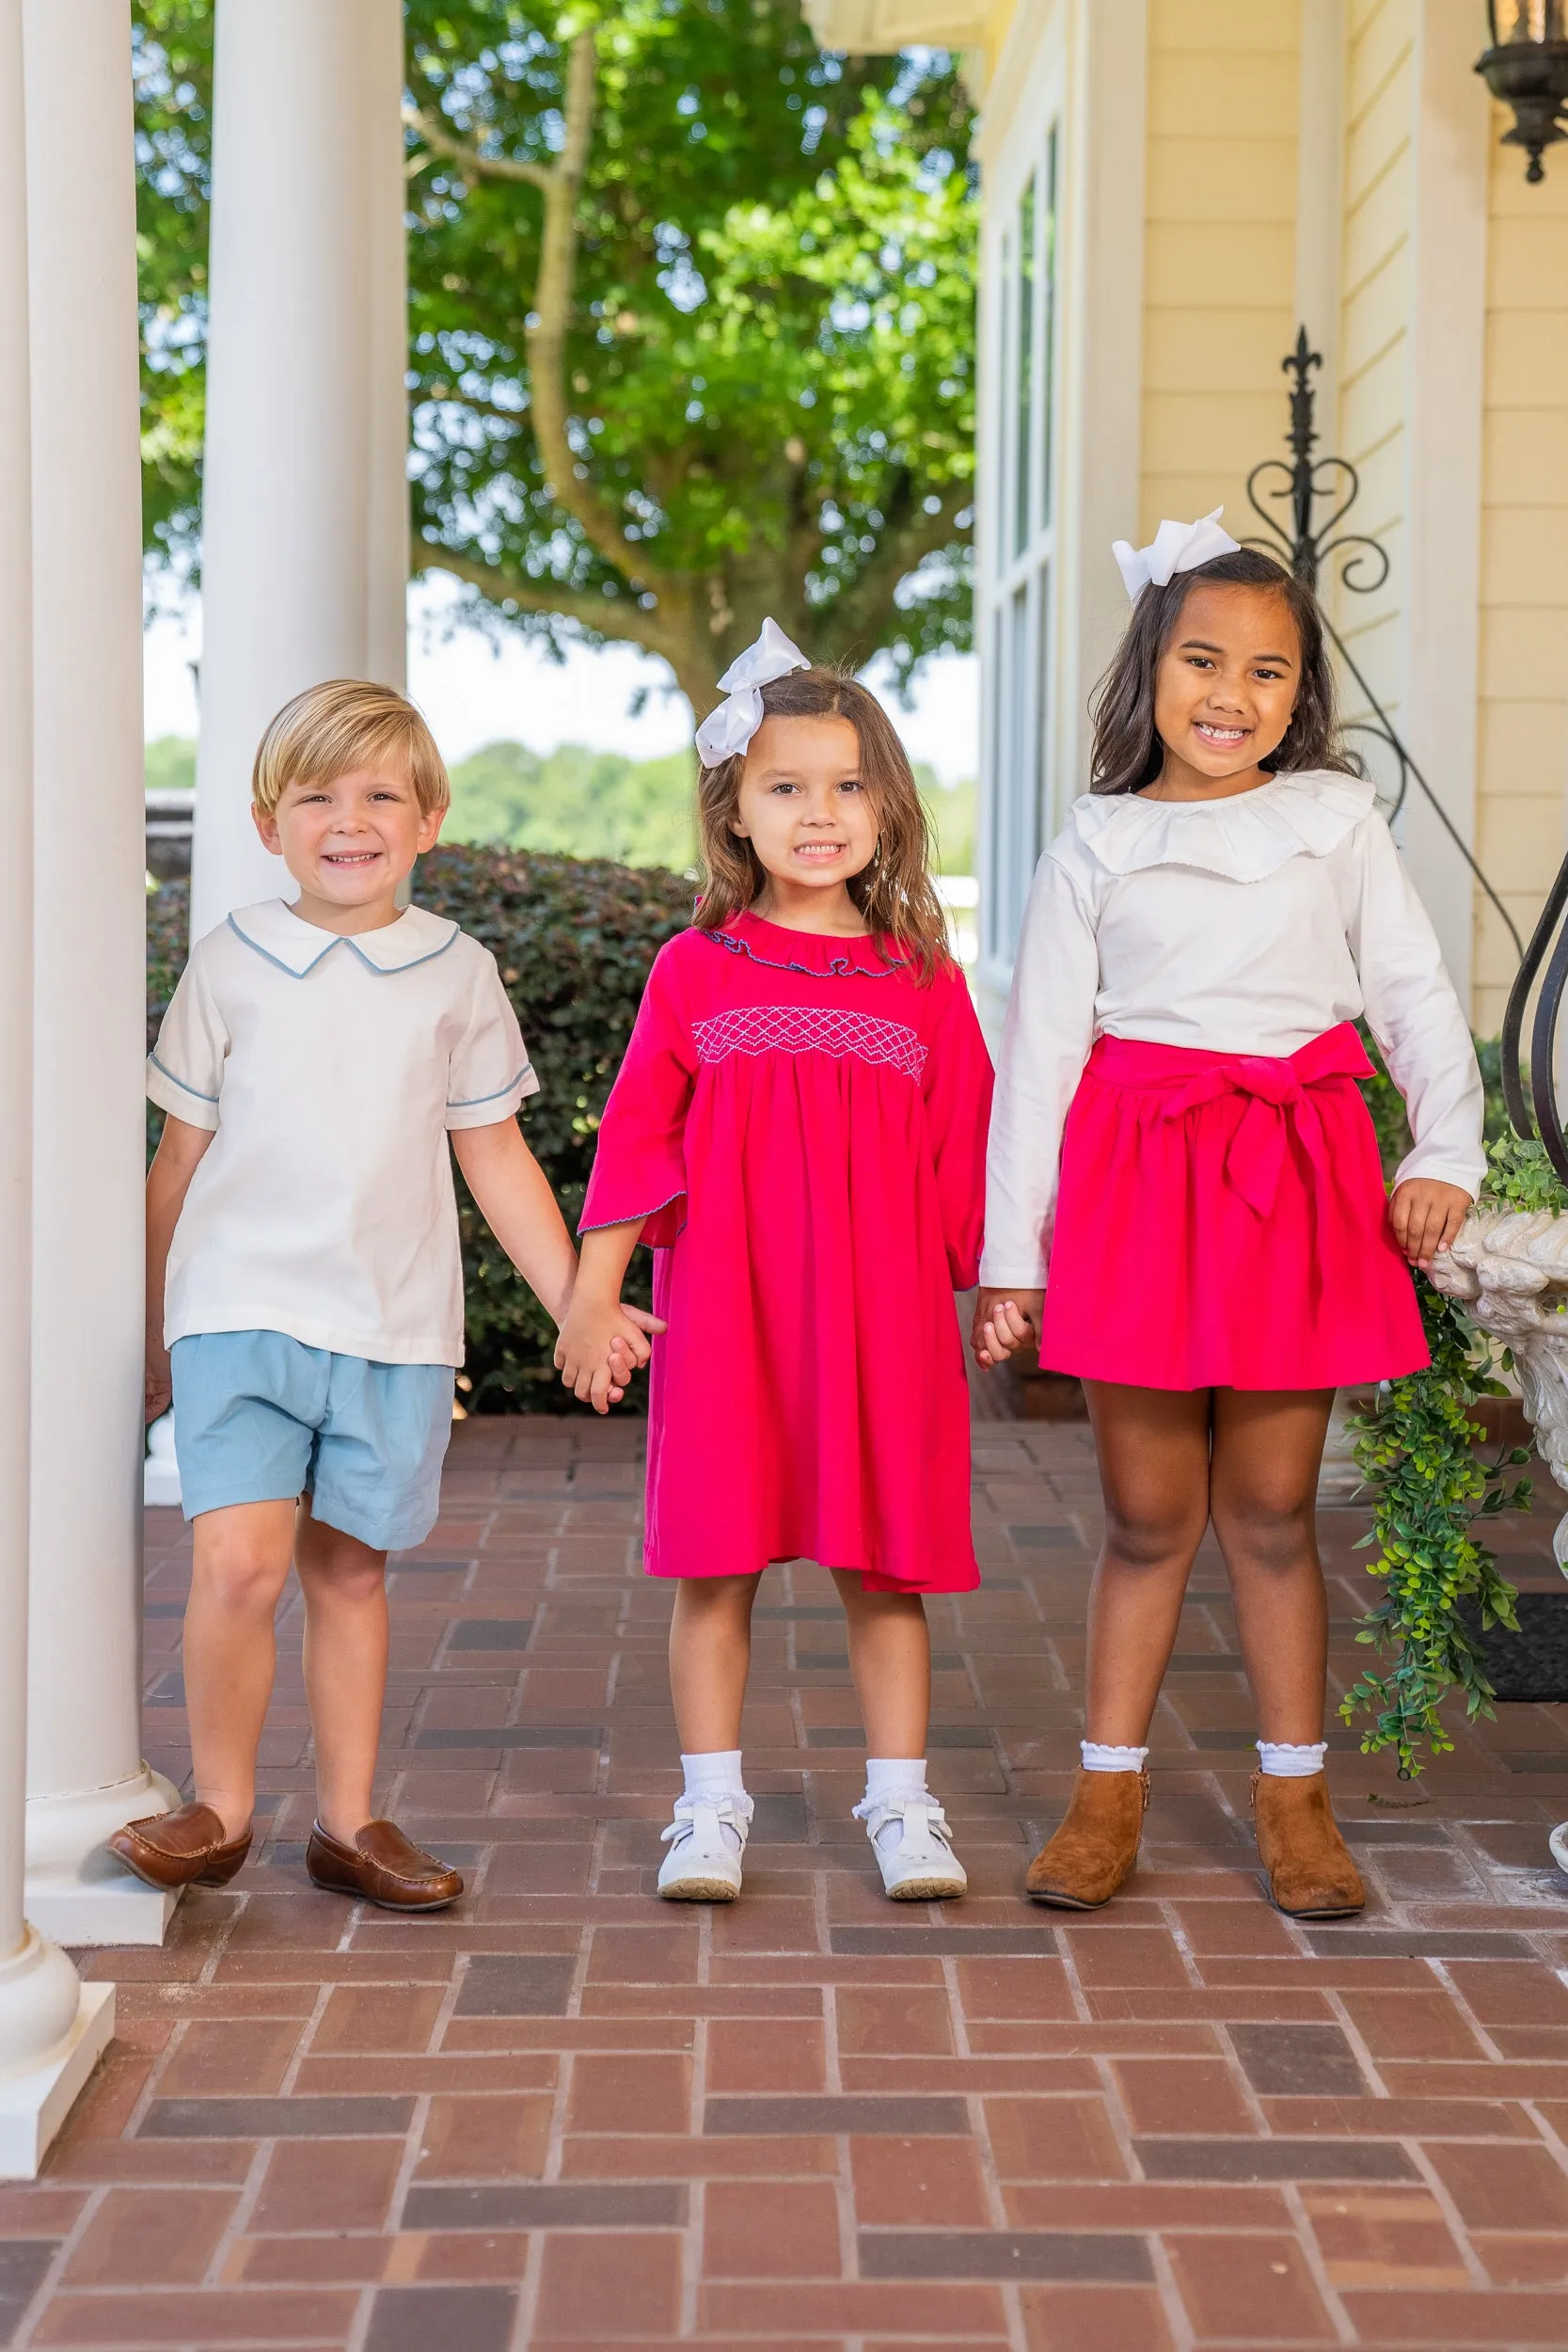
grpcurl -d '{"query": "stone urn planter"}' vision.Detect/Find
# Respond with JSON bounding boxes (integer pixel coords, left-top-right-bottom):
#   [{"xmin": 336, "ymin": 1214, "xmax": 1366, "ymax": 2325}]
[{"xmin": 1429, "ymin": 1206, "xmax": 1568, "ymax": 1564}]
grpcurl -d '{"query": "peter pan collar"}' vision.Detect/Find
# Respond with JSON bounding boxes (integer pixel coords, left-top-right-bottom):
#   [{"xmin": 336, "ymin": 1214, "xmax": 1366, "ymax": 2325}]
[
  {"xmin": 227, "ymin": 898, "xmax": 459, "ymax": 977},
  {"xmin": 1069, "ymin": 770, "xmax": 1376, "ymax": 883}
]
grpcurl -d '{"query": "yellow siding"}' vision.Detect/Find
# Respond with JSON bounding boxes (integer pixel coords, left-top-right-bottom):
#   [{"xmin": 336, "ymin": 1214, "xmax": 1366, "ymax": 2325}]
[
  {"xmin": 1334, "ymin": 0, "xmax": 1416, "ymax": 747},
  {"xmin": 1138, "ymin": 0, "xmax": 1299, "ymax": 544},
  {"xmin": 1472, "ymin": 110, "xmax": 1568, "ymax": 1033}
]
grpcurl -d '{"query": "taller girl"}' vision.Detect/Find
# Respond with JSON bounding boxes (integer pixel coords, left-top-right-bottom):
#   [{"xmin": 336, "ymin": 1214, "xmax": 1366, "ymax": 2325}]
[{"xmin": 976, "ymin": 516, "xmax": 1484, "ymax": 1918}]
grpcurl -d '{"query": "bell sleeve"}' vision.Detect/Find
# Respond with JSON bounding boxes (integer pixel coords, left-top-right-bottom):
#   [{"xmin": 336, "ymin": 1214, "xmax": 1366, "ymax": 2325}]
[
  {"xmin": 445, "ymin": 951, "xmax": 539, "ymax": 1130},
  {"xmin": 147, "ymin": 943, "xmax": 230, "ymax": 1133},
  {"xmin": 920, "ymin": 967, "xmax": 994, "ymax": 1287},
  {"xmin": 580, "ymin": 942, "xmax": 698, "ymax": 1248},
  {"xmin": 980, "ymin": 850, "xmax": 1102, "ymax": 1289},
  {"xmin": 1350, "ymin": 816, "xmax": 1486, "ymax": 1197}
]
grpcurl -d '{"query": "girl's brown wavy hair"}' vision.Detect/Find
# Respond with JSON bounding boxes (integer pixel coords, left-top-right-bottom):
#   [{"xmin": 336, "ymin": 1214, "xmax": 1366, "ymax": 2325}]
[
  {"xmin": 694, "ymin": 668, "xmax": 953, "ymax": 981},
  {"xmin": 1089, "ymin": 548, "xmax": 1358, "ymax": 796}
]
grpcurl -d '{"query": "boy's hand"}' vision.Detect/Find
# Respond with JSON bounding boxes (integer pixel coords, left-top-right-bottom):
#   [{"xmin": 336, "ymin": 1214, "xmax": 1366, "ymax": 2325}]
[
  {"xmin": 145, "ymin": 1349, "xmax": 173, "ymax": 1424},
  {"xmin": 971, "ymin": 1287, "xmax": 1043, "ymax": 1369},
  {"xmin": 556, "ymin": 1294, "xmax": 666, "ymax": 1414},
  {"xmin": 1389, "ymin": 1180, "xmax": 1472, "ymax": 1269}
]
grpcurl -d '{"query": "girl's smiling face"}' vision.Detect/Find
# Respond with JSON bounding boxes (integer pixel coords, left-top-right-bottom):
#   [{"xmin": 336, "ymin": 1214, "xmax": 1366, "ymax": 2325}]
[
  {"xmin": 1149, "ymin": 581, "xmax": 1302, "ymax": 796},
  {"xmin": 730, "ymin": 714, "xmax": 879, "ymax": 914}
]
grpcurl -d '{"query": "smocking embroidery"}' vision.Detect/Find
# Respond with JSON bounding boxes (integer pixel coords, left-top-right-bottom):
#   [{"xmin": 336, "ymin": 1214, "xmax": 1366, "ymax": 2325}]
[{"xmin": 691, "ymin": 1005, "xmax": 927, "ymax": 1082}]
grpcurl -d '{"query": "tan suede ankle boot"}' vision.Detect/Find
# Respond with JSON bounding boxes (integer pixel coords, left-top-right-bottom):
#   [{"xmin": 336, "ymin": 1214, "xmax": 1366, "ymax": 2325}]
[
  {"xmin": 1025, "ymin": 1767, "xmax": 1149, "ymax": 1909},
  {"xmin": 1251, "ymin": 1772, "xmax": 1364, "ymax": 1918}
]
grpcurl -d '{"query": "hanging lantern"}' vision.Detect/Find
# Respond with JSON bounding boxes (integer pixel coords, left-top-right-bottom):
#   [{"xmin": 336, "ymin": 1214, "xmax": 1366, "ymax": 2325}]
[{"xmin": 1477, "ymin": 1, "xmax": 1568, "ymax": 182}]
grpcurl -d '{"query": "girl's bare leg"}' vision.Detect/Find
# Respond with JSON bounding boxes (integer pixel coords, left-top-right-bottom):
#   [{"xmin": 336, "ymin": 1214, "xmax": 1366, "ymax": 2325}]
[
  {"xmin": 183, "ymin": 1497, "xmax": 298, "ymax": 1840},
  {"xmin": 669, "ymin": 1574, "xmax": 764, "ymax": 1752},
  {"xmin": 1081, "ymin": 1382, "xmax": 1214, "ymax": 1745},
  {"xmin": 831, "ymin": 1571, "xmax": 932, "ymax": 1756},
  {"xmin": 294, "ymin": 1497, "xmax": 391, "ymax": 1844},
  {"xmin": 1208, "ymin": 1389, "xmax": 1336, "ymax": 1743}
]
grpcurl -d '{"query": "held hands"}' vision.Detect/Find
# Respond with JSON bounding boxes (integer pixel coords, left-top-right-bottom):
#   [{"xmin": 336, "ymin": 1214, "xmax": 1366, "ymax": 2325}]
[
  {"xmin": 555, "ymin": 1294, "xmax": 666, "ymax": 1414},
  {"xmin": 1388, "ymin": 1179, "xmax": 1472, "ymax": 1270},
  {"xmin": 971, "ymin": 1287, "xmax": 1044, "ymax": 1370}
]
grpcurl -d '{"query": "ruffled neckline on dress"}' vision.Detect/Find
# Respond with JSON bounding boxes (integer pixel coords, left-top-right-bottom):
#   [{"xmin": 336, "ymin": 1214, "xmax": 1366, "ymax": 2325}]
[
  {"xmin": 709, "ymin": 910, "xmax": 907, "ymax": 978},
  {"xmin": 1069, "ymin": 769, "xmax": 1375, "ymax": 883}
]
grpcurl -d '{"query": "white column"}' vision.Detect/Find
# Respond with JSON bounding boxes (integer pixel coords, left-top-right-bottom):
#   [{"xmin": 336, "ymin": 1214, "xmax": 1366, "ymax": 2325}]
[
  {"xmin": 192, "ymin": 0, "xmax": 408, "ymax": 940},
  {"xmin": 22, "ymin": 0, "xmax": 182, "ymax": 1948},
  {"xmin": 0, "ymin": 0, "xmax": 115, "ymax": 2179},
  {"xmin": 366, "ymin": 0, "xmax": 411, "ymax": 696}
]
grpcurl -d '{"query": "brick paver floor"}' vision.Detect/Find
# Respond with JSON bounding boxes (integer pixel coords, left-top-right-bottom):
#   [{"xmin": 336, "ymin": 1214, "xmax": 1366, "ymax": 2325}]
[{"xmin": 8, "ymin": 1400, "xmax": 1568, "ymax": 2347}]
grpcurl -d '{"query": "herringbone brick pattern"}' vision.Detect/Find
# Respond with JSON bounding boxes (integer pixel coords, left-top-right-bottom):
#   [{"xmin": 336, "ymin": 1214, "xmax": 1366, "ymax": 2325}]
[{"xmin": 7, "ymin": 1405, "xmax": 1568, "ymax": 2346}]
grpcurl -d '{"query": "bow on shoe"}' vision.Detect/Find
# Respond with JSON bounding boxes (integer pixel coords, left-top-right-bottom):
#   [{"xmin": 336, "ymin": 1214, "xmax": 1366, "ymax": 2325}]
[{"xmin": 694, "ymin": 617, "xmax": 812, "ymax": 765}]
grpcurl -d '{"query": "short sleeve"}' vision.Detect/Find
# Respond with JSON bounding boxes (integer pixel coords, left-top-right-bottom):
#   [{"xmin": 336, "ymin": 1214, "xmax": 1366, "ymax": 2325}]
[
  {"xmin": 445, "ymin": 951, "xmax": 538, "ymax": 1131},
  {"xmin": 147, "ymin": 947, "xmax": 230, "ymax": 1133},
  {"xmin": 580, "ymin": 942, "xmax": 697, "ymax": 1248},
  {"xmin": 920, "ymin": 967, "xmax": 994, "ymax": 1288}
]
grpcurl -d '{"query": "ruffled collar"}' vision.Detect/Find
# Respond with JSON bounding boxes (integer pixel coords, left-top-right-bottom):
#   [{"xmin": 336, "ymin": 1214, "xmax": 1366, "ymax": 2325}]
[
  {"xmin": 708, "ymin": 909, "xmax": 906, "ymax": 978},
  {"xmin": 227, "ymin": 898, "xmax": 458, "ymax": 977},
  {"xmin": 1069, "ymin": 770, "xmax": 1375, "ymax": 883}
]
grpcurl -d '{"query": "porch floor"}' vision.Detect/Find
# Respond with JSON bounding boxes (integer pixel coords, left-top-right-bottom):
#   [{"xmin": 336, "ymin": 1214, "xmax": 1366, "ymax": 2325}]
[{"xmin": 8, "ymin": 1411, "xmax": 1568, "ymax": 2348}]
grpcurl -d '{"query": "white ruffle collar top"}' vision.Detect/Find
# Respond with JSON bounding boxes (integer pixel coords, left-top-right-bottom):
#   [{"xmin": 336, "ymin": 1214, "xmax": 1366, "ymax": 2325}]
[{"xmin": 1069, "ymin": 770, "xmax": 1375, "ymax": 885}]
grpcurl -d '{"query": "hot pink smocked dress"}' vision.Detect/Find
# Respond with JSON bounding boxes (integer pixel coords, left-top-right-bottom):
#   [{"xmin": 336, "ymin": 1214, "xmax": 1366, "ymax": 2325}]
[{"xmin": 581, "ymin": 912, "xmax": 993, "ymax": 1591}]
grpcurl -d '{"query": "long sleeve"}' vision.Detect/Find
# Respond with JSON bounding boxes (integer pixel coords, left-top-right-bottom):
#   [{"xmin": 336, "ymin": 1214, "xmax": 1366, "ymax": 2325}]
[
  {"xmin": 980, "ymin": 853, "xmax": 1101, "ymax": 1287},
  {"xmin": 1350, "ymin": 816, "xmax": 1486, "ymax": 1196},
  {"xmin": 919, "ymin": 968, "xmax": 994, "ymax": 1287},
  {"xmin": 580, "ymin": 942, "xmax": 698, "ymax": 1247}
]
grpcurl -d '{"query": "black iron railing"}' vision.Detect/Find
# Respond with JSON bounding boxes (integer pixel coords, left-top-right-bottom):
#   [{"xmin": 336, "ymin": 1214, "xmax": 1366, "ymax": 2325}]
[{"xmin": 1242, "ymin": 328, "xmax": 1524, "ymax": 965}]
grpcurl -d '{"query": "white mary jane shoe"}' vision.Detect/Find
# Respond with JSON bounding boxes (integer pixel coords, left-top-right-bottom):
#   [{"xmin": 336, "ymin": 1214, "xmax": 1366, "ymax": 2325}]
[
  {"xmin": 854, "ymin": 1792, "xmax": 968, "ymax": 1902},
  {"xmin": 657, "ymin": 1792, "xmax": 752, "ymax": 1901}
]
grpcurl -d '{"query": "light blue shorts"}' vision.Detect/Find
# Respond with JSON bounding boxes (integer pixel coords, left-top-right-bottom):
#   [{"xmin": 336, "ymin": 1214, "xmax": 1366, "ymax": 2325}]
[{"xmin": 169, "ymin": 1330, "xmax": 454, "ymax": 1553}]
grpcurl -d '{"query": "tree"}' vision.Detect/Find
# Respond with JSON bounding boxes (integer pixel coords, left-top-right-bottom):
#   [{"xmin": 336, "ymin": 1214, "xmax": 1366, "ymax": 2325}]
[{"xmin": 132, "ymin": 2, "xmax": 976, "ymax": 712}]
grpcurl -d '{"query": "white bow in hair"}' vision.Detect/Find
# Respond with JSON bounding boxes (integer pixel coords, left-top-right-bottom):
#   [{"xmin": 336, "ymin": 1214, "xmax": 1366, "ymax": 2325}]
[
  {"xmin": 1111, "ymin": 506, "xmax": 1241, "ymax": 602},
  {"xmin": 694, "ymin": 617, "xmax": 811, "ymax": 766}
]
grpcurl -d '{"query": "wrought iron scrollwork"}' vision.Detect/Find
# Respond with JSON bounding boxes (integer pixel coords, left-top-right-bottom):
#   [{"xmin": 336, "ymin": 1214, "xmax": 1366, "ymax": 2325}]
[{"xmin": 1241, "ymin": 328, "xmax": 1524, "ymax": 964}]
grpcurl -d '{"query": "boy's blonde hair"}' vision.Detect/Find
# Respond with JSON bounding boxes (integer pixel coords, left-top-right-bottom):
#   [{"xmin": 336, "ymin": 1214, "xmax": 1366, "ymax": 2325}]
[{"xmin": 252, "ymin": 679, "xmax": 451, "ymax": 817}]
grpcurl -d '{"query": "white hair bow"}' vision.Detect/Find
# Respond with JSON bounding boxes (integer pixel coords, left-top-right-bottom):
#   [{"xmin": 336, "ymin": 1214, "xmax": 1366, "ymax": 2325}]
[
  {"xmin": 694, "ymin": 617, "xmax": 812, "ymax": 767},
  {"xmin": 1111, "ymin": 506, "xmax": 1241, "ymax": 602}
]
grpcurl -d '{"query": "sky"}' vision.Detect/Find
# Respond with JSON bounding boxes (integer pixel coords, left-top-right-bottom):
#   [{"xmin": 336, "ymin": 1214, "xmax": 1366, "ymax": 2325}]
[{"xmin": 143, "ymin": 575, "xmax": 980, "ymax": 786}]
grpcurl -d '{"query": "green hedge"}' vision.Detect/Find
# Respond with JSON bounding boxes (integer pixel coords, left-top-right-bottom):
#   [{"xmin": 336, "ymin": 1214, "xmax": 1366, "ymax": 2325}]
[{"xmin": 147, "ymin": 848, "xmax": 692, "ymax": 1410}]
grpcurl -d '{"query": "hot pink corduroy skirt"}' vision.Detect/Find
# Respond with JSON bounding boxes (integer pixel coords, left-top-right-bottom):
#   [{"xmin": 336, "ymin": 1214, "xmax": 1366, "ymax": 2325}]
[{"xmin": 1037, "ymin": 1023, "xmax": 1429, "ymax": 1392}]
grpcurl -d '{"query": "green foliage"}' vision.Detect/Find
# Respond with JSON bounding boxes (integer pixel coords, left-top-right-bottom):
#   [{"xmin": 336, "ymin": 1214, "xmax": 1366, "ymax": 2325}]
[
  {"xmin": 145, "ymin": 734, "xmax": 197, "ymax": 794},
  {"xmin": 1480, "ymin": 1129, "xmax": 1568, "ymax": 1216},
  {"xmin": 146, "ymin": 847, "xmax": 691, "ymax": 1409},
  {"xmin": 446, "ymin": 741, "xmax": 698, "ymax": 868},
  {"xmin": 1339, "ymin": 1282, "xmax": 1532, "ymax": 1776},
  {"xmin": 918, "ymin": 769, "xmax": 974, "ymax": 876}
]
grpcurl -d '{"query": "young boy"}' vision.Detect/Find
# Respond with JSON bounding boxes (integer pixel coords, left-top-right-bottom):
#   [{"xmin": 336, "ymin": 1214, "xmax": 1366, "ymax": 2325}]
[{"xmin": 113, "ymin": 680, "xmax": 652, "ymax": 1909}]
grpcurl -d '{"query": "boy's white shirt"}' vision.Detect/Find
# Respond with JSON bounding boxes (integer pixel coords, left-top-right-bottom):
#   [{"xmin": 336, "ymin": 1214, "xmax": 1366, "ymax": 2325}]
[
  {"xmin": 980, "ymin": 771, "xmax": 1488, "ymax": 1290},
  {"xmin": 148, "ymin": 898, "xmax": 538, "ymax": 1366}
]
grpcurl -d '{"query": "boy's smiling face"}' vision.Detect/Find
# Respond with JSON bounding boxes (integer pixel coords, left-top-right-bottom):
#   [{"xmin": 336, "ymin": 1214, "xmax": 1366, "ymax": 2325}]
[{"xmin": 253, "ymin": 762, "xmax": 446, "ymax": 930}]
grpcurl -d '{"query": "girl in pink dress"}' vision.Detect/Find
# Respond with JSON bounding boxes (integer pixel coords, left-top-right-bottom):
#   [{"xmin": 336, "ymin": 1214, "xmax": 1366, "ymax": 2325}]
[
  {"xmin": 975, "ymin": 518, "xmax": 1485, "ymax": 1922},
  {"xmin": 556, "ymin": 623, "xmax": 992, "ymax": 1904}
]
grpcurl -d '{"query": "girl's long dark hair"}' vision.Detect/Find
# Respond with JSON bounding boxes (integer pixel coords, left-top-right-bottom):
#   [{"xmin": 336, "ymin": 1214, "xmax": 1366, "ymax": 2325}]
[{"xmin": 1088, "ymin": 548, "xmax": 1357, "ymax": 796}]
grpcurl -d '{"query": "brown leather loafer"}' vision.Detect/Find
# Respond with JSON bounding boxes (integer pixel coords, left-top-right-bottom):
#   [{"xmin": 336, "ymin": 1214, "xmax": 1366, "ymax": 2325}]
[
  {"xmin": 1251, "ymin": 1771, "xmax": 1365, "ymax": 1918},
  {"xmin": 1025, "ymin": 1767, "xmax": 1149, "ymax": 1909},
  {"xmin": 306, "ymin": 1819, "xmax": 463, "ymax": 1912},
  {"xmin": 106, "ymin": 1801, "xmax": 252, "ymax": 1891}
]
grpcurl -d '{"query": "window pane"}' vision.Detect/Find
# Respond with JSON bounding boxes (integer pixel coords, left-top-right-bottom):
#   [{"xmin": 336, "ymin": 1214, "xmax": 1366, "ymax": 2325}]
[
  {"xmin": 1014, "ymin": 176, "xmax": 1035, "ymax": 558},
  {"xmin": 1040, "ymin": 129, "xmax": 1058, "ymax": 528}
]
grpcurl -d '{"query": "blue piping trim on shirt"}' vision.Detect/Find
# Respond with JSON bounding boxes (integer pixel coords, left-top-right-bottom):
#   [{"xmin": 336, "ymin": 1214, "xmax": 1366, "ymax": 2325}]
[
  {"xmin": 448, "ymin": 1064, "xmax": 533, "ymax": 1108},
  {"xmin": 704, "ymin": 927, "xmax": 906, "ymax": 979},
  {"xmin": 226, "ymin": 913, "xmax": 460, "ymax": 978},
  {"xmin": 149, "ymin": 1051, "xmax": 220, "ymax": 1104}
]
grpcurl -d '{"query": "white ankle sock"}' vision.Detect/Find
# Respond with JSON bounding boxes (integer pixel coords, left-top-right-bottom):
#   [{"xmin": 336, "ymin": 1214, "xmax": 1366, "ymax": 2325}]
[
  {"xmin": 681, "ymin": 1750, "xmax": 745, "ymax": 1804},
  {"xmin": 1082, "ymin": 1741, "xmax": 1148, "ymax": 1772},
  {"xmin": 863, "ymin": 1756, "xmax": 928, "ymax": 1804},
  {"xmin": 1256, "ymin": 1740, "xmax": 1327, "ymax": 1778}
]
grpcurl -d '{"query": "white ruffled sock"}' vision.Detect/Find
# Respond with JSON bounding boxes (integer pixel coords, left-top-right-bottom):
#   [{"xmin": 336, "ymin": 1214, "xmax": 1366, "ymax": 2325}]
[
  {"xmin": 679, "ymin": 1751, "xmax": 748, "ymax": 1851},
  {"xmin": 857, "ymin": 1757, "xmax": 929, "ymax": 1850},
  {"xmin": 1081, "ymin": 1741, "xmax": 1148, "ymax": 1772},
  {"xmin": 1256, "ymin": 1740, "xmax": 1327, "ymax": 1778}
]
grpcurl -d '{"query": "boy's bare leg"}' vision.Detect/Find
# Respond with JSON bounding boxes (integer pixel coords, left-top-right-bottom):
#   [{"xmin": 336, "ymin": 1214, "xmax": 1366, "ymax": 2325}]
[
  {"xmin": 668, "ymin": 1575, "xmax": 762, "ymax": 1752},
  {"xmin": 831, "ymin": 1571, "xmax": 932, "ymax": 1756},
  {"xmin": 293, "ymin": 1496, "xmax": 390, "ymax": 1845},
  {"xmin": 184, "ymin": 1497, "xmax": 298, "ymax": 1841}
]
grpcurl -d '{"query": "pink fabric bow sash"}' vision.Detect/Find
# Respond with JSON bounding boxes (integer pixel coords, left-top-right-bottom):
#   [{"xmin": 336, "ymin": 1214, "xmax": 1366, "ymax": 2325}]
[{"xmin": 1087, "ymin": 1023, "xmax": 1373, "ymax": 1216}]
